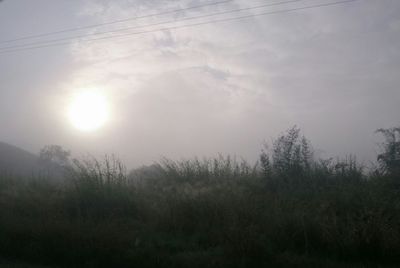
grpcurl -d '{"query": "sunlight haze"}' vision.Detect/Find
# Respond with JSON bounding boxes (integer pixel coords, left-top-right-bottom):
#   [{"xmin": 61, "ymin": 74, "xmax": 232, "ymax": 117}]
[
  {"xmin": 0, "ymin": 0, "xmax": 399, "ymax": 168},
  {"xmin": 68, "ymin": 90, "xmax": 110, "ymax": 132}
]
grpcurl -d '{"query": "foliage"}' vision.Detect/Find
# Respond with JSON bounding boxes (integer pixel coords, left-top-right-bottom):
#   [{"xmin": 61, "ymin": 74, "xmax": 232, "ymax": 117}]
[
  {"xmin": 65, "ymin": 155, "xmax": 135, "ymax": 219},
  {"xmin": 376, "ymin": 127, "xmax": 400, "ymax": 175},
  {"xmin": 0, "ymin": 127, "xmax": 399, "ymax": 267},
  {"xmin": 260, "ymin": 126, "xmax": 314, "ymax": 183},
  {"xmin": 39, "ymin": 145, "xmax": 71, "ymax": 167}
]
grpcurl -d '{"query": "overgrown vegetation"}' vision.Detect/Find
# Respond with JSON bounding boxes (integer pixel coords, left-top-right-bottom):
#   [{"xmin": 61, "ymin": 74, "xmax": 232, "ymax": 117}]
[{"xmin": 0, "ymin": 126, "xmax": 399, "ymax": 267}]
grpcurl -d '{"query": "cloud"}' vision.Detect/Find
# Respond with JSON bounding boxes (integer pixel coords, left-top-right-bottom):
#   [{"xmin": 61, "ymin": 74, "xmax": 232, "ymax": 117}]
[{"xmin": 53, "ymin": 0, "xmax": 400, "ymax": 165}]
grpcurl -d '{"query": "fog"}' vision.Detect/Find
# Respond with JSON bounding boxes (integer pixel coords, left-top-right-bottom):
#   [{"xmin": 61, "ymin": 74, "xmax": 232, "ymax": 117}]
[{"xmin": 1, "ymin": 0, "xmax": 399, "ymax": 168}]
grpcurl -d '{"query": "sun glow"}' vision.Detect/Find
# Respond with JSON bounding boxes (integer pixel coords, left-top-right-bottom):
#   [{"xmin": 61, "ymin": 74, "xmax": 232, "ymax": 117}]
[{"xmin": 68, "ymin": 90, "xmax": 109, "ymax": 132}]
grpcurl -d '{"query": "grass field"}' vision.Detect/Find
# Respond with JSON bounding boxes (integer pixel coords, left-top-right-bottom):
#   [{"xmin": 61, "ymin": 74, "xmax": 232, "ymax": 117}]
[{"xmin": 0, "ymin": 127, "xmax": 399, "ymax": 267}]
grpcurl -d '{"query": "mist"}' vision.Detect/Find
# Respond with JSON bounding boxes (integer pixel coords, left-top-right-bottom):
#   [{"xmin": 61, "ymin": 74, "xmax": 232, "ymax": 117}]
[
  {"xmin": 0, "ymin": 0, "xmax": 399, "ymax": 168},
  {"xmin": 1, "ymin": 0, "xmax": 400, "ymax": 267}
]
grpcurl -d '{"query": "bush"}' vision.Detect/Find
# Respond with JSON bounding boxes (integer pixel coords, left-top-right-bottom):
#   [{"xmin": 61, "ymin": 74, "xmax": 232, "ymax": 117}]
[{"xmin": 1, "ymin": 128, "xmax": 400, "ymax": 267}]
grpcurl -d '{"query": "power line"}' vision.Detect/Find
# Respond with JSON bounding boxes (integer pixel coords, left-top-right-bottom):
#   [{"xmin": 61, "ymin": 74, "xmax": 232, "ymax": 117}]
[
  {"xmin": 0, "ymin": 0, "xmax": 359, "ymax": 55},
  {"xmin": 0, "ymin": 0, "xmax": 234, "ymax": 44},
  {"xmin": 0, "ymin": 0, "xmax": 306, "ymax": 50},
  {"xmin": 0, "ymin": 0, "xmax": 359, "ymax": 54}
]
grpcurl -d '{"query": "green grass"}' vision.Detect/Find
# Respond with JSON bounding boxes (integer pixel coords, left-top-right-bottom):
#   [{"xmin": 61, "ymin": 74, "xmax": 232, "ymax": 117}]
[
  {"xmin": 0, "ymin": 259, "xmax": 55, "ymax": 268},
  {"xmin": 0, "ymin": 156, "xmax": 399, "ymax": 267},
  {"xmin": 1, "ymin": 127, "xmax": 399, "ymax": 267}
]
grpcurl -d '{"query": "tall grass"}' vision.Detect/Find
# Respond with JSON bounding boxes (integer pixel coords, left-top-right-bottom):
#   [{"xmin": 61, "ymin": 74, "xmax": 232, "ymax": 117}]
[{"xmin": 0, "ymin": 127, "xmax": 399, "ymax": 267}]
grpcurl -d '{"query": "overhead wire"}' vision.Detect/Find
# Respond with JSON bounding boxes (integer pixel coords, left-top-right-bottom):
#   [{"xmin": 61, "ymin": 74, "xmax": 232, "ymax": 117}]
[
  {"xmin": 0, "ymin": 0, "xmax": 307, "ymax": 50},
  {"xmin": 0, "ymin": 0, "xmax": 359, "ymax": 55},
  {"xmin": 0, "ymin": 0, "xmax": 235, "ymax": 44}
]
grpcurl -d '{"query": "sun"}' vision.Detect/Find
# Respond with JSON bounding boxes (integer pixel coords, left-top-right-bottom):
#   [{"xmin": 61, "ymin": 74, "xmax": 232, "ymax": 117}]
[{"xmin": 68, "ymin": 90, "xmax": 109, "ymax": 132}]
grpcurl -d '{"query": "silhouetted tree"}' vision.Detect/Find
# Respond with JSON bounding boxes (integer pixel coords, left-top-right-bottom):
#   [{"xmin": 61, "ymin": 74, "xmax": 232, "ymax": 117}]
[
  {"xmin": 39, "ymin": 145, "xmax": 71, "ymax": 167},
  {"xmin": 376, "ymin": 127, "xmax": 400, "ymax": 175},
  {"xmin": 261, "ymin": 126, "xmax": 313, "ymax": 179},
  {"xmin": 260, "ymin": 146, "xmax": 271, "ymax": 179}
]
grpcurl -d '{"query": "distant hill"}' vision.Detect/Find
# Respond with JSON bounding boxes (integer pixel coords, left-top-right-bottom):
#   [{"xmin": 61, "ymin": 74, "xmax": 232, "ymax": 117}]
[{"xmin": 0, "ymin": 142, "xmax": 63, "ymax": 178}]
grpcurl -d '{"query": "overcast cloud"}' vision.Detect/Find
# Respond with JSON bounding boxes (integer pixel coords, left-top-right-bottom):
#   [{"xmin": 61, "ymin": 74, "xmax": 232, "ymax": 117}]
[{"xmin": 0, "ymin": 0, "xmax": 399, "ymax": 168}]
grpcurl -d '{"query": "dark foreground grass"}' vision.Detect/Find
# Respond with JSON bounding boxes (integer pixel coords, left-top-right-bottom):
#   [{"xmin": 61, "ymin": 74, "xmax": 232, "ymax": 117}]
[
  {"xmin": 0, "ymin": 159, "xmax": 399, "ymax": 268},
  {"xmin": 1, "ymin": 127, "xmax": 400, "ymax": 267}
]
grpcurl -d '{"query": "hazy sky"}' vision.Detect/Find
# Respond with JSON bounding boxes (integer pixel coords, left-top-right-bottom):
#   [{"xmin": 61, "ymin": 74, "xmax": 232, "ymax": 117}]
[{"xmin": 0, "ymin": 0, "xmax": 399, "ymax": 168}]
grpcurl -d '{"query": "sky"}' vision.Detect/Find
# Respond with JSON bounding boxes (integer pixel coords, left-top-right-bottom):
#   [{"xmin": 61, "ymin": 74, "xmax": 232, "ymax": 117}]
[{"xmin": 0, "ymin": 0, "xmax": 399, "ymax": 168}]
